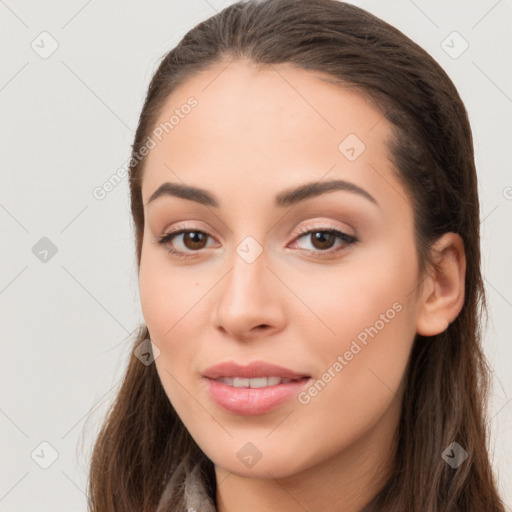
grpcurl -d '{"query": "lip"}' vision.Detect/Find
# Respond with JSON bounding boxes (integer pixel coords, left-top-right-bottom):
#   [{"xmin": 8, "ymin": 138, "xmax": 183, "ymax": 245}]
[
  {"xmin": 203, "ymin": 377, "xmax": 312, "ymax": 415},
  {"xmin": 202, "ymin": 361, "xmax": 312, "ymax": 415},
  {"xmin": 202, "ymin": 360, "xmax": 310, "ymax": 380}
]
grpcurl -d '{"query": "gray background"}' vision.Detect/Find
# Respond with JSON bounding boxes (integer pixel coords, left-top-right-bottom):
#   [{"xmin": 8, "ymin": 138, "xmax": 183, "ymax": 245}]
[{"xmin": 1, "ymin": 0, "xmax": 511, "ymax": 510}]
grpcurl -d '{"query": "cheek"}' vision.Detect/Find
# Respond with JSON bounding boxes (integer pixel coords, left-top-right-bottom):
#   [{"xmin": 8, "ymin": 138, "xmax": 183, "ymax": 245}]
[
  {"xmin": 139, "ymin": 249, "xmax": 189, "ymax": 366},
  {"xmin": 138, "ymin": 256, "xmax": 204, "ymax": 412},
  {"xmin": 289, "ymin": 248, "xmax": 416, "ymax": 351},
  {"xmin": 138, "ymin": 241, "xmax": 191, "ymax": 336},
  {"xmin": 292, "ymin": 247, "xmax": 417, "ymax": 436},
  {"xmin": 138, "ymin": 246, "xmax": 212, "ymax": 365},
  {"xmin": 296, "ymin": 307, "xmax": 413, "ymax": 462},
  {"xmin": 299, "ymin": 289, "xmax": 413, "ymax": 406},
  {"xmin": 138, "ymin": 258, "xmax": 170, "ymax": 336},
  {"xmin": 289, "ymin": 296, "xmax": 414, "ymax": 474}
]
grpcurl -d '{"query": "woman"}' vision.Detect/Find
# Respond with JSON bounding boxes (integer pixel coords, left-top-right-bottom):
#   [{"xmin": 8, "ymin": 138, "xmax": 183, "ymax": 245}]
[{"xmin": 87, "ymin": 0, "xmax": 507, "ymax": 510}]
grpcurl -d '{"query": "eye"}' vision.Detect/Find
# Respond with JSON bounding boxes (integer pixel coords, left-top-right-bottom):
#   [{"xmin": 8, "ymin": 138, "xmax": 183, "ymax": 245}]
[
  {"xmin": 154, "ymin": 228, "xmax": 217, "ymax": 259},
  {"xmin": 153, "ymin": 224, "xmax": 357, "ymax": 260},
  {"xmin": 289, "ymin": 226, "xmax": 357, "ymax": 256}
]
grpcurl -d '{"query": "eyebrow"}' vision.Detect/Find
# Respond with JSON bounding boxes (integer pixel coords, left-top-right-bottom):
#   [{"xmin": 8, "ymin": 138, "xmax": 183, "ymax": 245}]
[{"xmin": 146, "ymin": 179, "xmax": 378, "ymax": 208}]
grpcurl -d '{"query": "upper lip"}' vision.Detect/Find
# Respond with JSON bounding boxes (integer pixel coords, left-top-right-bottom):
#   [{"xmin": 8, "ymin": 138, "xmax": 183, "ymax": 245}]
[{"xmin": 203, "ymin": 361, "xmax": 310, "ymax": 380}]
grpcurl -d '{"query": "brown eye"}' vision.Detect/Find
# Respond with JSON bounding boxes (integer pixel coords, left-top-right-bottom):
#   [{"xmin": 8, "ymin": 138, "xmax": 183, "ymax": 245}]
[
  {"xmin": 292, "ymin": 228, "xmax": 357, "ymax": 256},
  {"xmin": 182, "ymin": 231, "xmax": 208, "ymax": 250},
  {"xmin": 156, "ymin": 229, "xmax": 216, "ymax": 259},
  {"xmin": 309, "ymin": 231, "xmax": 337, "ymax": 250}
]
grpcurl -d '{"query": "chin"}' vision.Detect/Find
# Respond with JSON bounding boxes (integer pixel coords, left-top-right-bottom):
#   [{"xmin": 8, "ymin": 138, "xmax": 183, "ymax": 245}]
[{"xmin": 216, "ymin": 457, "xmax": 300, "ymax": 480}]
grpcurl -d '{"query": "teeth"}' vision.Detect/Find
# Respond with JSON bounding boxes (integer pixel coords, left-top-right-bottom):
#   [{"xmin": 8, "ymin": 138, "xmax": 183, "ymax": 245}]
[{"xmin": 215, "ymin": 376, "xmax": 294, "ymax": 388}]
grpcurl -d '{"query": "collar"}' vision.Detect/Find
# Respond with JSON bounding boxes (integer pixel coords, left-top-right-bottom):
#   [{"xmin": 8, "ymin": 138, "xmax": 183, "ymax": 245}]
[{"xmin": 156, "ymin": 457, "xmax": 217, "ymax": 512}]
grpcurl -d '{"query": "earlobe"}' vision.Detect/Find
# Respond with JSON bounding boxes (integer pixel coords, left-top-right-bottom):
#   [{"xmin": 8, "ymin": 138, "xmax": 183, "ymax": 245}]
[{"xmin": 416, "ymin": 233, "xmax": 466, "ymax": 337}]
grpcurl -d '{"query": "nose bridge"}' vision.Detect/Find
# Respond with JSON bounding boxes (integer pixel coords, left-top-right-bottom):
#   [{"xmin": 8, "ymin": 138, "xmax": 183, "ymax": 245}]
[
  {"xmin": 222, "ymin": 242, "xmax": 270, "ymax": 314},
  {"xmin": 213, "ymin": 237, "xmax": 284, "ymax": 336}
]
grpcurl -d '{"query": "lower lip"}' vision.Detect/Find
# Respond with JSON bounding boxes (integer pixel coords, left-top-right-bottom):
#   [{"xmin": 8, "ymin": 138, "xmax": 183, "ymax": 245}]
[{"xmin": 203, "ymin": 377, "xmax": 312, "ymax": 415}]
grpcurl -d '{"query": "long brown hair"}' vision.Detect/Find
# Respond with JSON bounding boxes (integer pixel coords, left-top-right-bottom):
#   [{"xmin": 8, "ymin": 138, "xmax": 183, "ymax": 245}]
[{"xmin": 86, "ymin": 1, "xmax": 506, "ymax": 510}]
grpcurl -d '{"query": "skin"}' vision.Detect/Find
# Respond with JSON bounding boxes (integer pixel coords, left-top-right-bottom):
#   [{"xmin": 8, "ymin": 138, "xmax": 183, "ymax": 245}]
[{"xmin": 138, "ymin": 59, "xmax": 465, "ymax": 512}]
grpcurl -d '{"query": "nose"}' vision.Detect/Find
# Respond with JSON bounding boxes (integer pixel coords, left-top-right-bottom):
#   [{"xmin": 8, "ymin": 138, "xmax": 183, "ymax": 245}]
[{"xmin": 212, "ymin": 246, "xmax": 286, "ymax": 341}]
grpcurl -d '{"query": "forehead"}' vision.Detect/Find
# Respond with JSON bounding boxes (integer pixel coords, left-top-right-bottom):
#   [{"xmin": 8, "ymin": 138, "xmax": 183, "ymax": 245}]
[{"xmin": 140, "ymin": 59, "xmax": 408, "ymax": 212}]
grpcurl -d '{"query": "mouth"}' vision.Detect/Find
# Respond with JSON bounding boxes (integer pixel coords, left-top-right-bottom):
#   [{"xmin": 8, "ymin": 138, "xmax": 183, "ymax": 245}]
[
  {"xmin": 202, "ymin": 360, "xmax": 311, "ymax": 381},
  {"xmin": 202, "ymin": 360, "xmax": 312, "ymax": 415},
  {"xmin": 209, "ymin": 376, "xmax": 309, "ymax": 388},
  {"xmin": 203, "ymin": 376, "xmax": 312, "ymax": 415}
]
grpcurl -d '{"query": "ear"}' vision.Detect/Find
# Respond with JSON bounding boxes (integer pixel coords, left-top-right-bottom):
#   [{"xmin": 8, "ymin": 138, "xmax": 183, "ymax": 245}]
[{"xmin": 416, "ymin": 233, "xmax": 466, "ymax": 337}]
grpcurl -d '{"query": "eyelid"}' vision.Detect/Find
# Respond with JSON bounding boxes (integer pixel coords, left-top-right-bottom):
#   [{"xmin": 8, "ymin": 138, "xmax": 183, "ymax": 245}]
[
  {"xmin": 293, "ymin": 220, "xmax": 356, "ymax": 239},
  {"xmin": 156, "ymin": 221, "xmax": 217, "ymax": 241}
]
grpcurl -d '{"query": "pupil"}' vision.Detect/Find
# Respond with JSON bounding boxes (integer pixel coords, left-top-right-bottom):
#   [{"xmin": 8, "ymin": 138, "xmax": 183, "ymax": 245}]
[
  {"xmin": 312, "ymin": 231, "xmax": 335, "ymax": 250},
  {"xmin": 185, "ymin": 231, "xmax": 206, "ymax": 249}
]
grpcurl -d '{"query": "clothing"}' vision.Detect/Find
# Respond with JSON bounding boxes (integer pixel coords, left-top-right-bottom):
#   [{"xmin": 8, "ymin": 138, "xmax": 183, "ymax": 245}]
[{"xmin": 156, "ymin": 458, "xmax": 217, "ymax": 512}]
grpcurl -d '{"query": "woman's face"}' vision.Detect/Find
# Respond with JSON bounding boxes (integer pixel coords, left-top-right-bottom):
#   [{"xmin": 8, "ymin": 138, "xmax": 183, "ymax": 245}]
[{"xmin": 138, "ymin": 59, "xmax": 424, "ymax": 481}]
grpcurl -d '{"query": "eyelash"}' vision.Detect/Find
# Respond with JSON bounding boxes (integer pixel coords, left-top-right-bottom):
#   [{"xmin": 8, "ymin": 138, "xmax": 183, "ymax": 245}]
[{"xmin": 154, "ymin": 225, "xmax": 357, "ymax": 260}]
